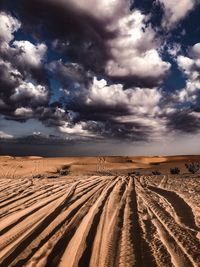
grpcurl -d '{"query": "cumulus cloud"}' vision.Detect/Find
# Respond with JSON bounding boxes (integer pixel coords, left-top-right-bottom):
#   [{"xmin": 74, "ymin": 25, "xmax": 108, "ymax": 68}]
[
  {"xmin": 61, "ymin": 77, "xmax": 168, "ymax": 141},
  {"xmin": 176, "ymin": 43, "xmax": 200, "ymax": 102},
  {"xmin": 85, "ymin": 77, "xmax": 162, "ymax": 114},
  {"xmin": 59, "ymin": 121, "xmax": 96, "ymax": 138},
  {"xmin": 3, "ymin": 0, "xmax": 170, "ymax": 87},
  {"xmin": 159, "ymin": 0, "xmax": 199, "ymax": 30},
  {"xmin": 12, "ymin": 41, "xmax": 47, "ymax": 68},
  {"xmin": 37, "ymin": 106, "xmax": 67, "ymax": 125},
  {"xmin": 0, "ymin": 12, "xmax": 52, "ymax": 123},
  {"xmin": 0, "ymin": 11, "xmax": 48, "ymax": 85},
  {"xmin": 59, "ymin": 75, "xmax": 200, "ymax": 139},
  {"xmin": 0, "ymin": 12, "xmax": 21, "ymax": 43},
  {"xmin": 10, "ymin": 81, "xmax": 49, "ymax": 106},
  {"xmin": 105, "ymin": 10, "xmax": 170, "ymax": 84},
  {"xmin": 14, "ymin": 107, "xmax": 33, "ymax": 117},
  {"xmin": 190, "ymin": 43, "xmax": 200, "ymax": 58},
  {"xmin": 0, "ymin": 51, "xmax": 50, "ymax": 117},
  {"xmin": 59, "ymin": 1, "xmax": 170, "ymax": 84}
]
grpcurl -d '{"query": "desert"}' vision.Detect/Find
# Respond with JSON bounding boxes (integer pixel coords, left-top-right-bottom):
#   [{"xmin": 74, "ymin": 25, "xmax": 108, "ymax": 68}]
[
  {"xmin": 1, "ymin": 0, "xmax": 200, "ymax": 266},
  {"xmin": 0, "ymin": 155, "xmax": 200, "ymax": 267}
]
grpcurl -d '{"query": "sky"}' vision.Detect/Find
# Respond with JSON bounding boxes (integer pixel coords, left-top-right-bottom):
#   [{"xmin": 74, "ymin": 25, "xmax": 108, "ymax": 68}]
[{"xmin": 0, "ymin": 0, "xmax": 200, "ymax": 155}]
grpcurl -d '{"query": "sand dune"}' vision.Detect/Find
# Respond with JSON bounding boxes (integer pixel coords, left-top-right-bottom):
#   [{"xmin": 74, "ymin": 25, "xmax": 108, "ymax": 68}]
[{"xmin": 0, "ymin": 156, "xmax": 200, "ymax": 266}]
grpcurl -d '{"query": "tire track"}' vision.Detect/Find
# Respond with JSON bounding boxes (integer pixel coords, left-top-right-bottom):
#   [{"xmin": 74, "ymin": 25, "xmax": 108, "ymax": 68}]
[
  {"xmin": 148, "ymin": 186, "xmax": 199, "ymax": 231},
  {"xmin": 0, "ymin": 173, "xmax": 199, "ymax": 267},
  {"xmin": 138, "ymin": 184, "xmax": 200, "ymax": 266},
  {"xmin": 0, "ymin": 183, "xmax": 77, "ymax": 267},
  {"xmin": 119, "ymin": 177, "xmax": 137, "ymax": 267},
  {"xmin": 88, "ymin": 177, "xmax": 126, "ymax": 267},
  {"xmin": 58, "ymin": 177, "xmax": 119, "ymax": 267},
  {"xmin": 17, "ymin": 180, "xmax": 108, "ymax": 267}
]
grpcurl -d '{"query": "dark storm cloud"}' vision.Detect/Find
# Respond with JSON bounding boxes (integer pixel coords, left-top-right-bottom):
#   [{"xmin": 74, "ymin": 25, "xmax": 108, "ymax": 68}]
[
  {"xmin": 0, "ymin": 57, "xmax": 50, "ymax": 118},
  {"xmin": 0, "ymin": 42, "xmax": 48, "ymax": 86},
  {"xmin": 167, "ymin": 110, "xmax": 200, "ymax": 134},
  {"xmin": 47, "ymin": 61, "xmax": 159, "ymax": 140},
  {"xmin": 54, "ymin": 76, "xmax": 167, "ymax": 141},
  {"xmin": 1, "ymin": 0, "xmax": 110, "ymax": 73},
  {"xmin": 0, "ymin": 11, "xmax": 55, "ymax": 124},
  {"xmin": 83, "ymin": 120, "xmax": 150, "ymax": 141},
  {"xmin": 35, "ymin": 105, "xmax": 68, "ymax": 127},
  {"xmin": 0, "ymin": 0, "xmax": 171, "ymax": 87},
  {"xmin": 48, "ymin": 61, "xmax": 93, "ymax": 88}
]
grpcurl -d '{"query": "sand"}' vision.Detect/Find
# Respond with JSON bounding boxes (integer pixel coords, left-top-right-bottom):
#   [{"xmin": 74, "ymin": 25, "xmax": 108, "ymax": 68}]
[{"xmin": 0, "ymin": 155, "xmax": 200, "ymax": 267}]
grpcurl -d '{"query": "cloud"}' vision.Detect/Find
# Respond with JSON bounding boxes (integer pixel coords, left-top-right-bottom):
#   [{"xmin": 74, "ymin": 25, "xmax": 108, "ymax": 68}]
[
  {"xmin": 0, "ymin": 55, "xmax": 50, "ymax": 117},
  {"xmin": 1, "ymin": 3, "xmax": 200, "ymax": 144},
  {"xmin": 10, "ymin": 81, "xmax": 49, "ymax": 106},
  {"xmin": 0, "ymin": 130, "xmax": 13, "ymax": 139},
  {"xmin": 0, "ymin": 99, "xmax": 7, "ymax": 108},
  {"xmin": 2, "ymin": 1, "xmax": 170, "ymax": 87},
  {"xmin": 190, "ymin": 43, "xmax": 200, "ymax": 58},
  {"xmin": 48, "ymin": 60, "xmax": 92, "ymax": 87},
  {"xmin": 167, "ymin": 110, "xmax": 200, "ymax": 134},
  {"xmin": 36, "ymin": 106, "xmax": 69, "ymax": 127},
  {"xmin": 59, "ymin": 121, "xmax": 96, "ymax": 138},
  {"xmin": 59, "ymin": 75, "xmax": 200, "ymax": 139},
  {"xmin": 85, "ymin": 77, "xmax": 162, "ymax": 115},
  {"xmin": 14, "ymin": 107, "xmax": 33, "ymax": 117},
  {"xmin": 0, "ymin": 58, "xmax": 22, "ymax": 114},
  {"xmin": 0, "ymin": 11, "xmax": 48, "ymax": 87},
  {"xmin": 61, "ymin": 77, "xmax": 167, "ymax": 141},
  {"xmin": 167, "ymin": 42, "xmax": 182, "ymax": 57},
  {"xmin": 12, "ymin": 41, "xmax": 47, "ymax": 68},
  {"xmin": 105, "ymin": 10, "xmax": 170, "ymax": 85},
  {"xmin": 0, "ymin": 12, "xmax": 52, "ymax": 122},
  {"xmin": 159, "ymin": 0, "xmax": 198, "ymax": 30},
  {"xmin": 68, "ymin": 0, "xmax": 127, "ymax": 19},
  {"xmin": 0, "ymin": 12, "xmax": 21, "ymax": 43},
  {"xmin": 176, "ymin": 43, "xmax": 200, "ymax": 102}
]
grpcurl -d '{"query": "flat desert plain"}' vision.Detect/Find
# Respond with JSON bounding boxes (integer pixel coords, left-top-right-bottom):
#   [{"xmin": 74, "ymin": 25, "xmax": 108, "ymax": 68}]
[{"xmin": 0, "ymin": 155, "xmax": 200, "ymax": 267}]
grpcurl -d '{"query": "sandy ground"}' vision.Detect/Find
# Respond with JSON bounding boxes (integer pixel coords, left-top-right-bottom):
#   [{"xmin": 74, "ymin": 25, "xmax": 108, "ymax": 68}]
[{"xmin": 0, "ymin": 155, "xmax": 200, "ymax": 267}]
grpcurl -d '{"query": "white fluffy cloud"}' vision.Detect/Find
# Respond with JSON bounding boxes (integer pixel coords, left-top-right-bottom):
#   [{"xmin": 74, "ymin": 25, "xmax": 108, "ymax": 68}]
[
  {"xmin": 14, "ymin": 107, "xmax": 33, "ymax": 117},
  {"xmin": 177, "ymin": 43, "xmax": 200, "ymax": 102},
  {"xmin": 0, "ymin": 12, "xmax": 21, "ymax": 43},
  {"xmin": 12, "ymin": 40, "xmax": 47, "ymax": 68},
  {"xmin": 190, "ymin": 43, "xmax": 200, "ymax": 58},
  {"xmin": 59, "ymin": 121, "xmax": 95, "ymax": 137},
  {"xmin": 159, "ymin": 0, "xmax": 197, "ymax": 29},
  {"xmin": 67, "ymin": 77, "xmax": 168, "ymax": 140},
  {"xmin": 0, "ymin": 12, "xmax": 47, "ymax": 68},
  {"xmin": 86, "ymin": 77, "xmax": 162, "ymax": 115},
  {"xmin": 11, "ymin": 81, "xmax": 49, "ymax": 104},
  {"xmin": 105, "ymin": 10, "xmax": 170, "ymax": 82}
]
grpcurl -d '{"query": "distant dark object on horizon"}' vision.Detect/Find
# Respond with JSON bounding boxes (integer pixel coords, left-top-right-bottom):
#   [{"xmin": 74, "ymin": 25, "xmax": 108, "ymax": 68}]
[
  {"xmin": 170, "ymin": 167, "xmax": 180, "ymax": 175},
  {"xmin": 185, "ymin": 162, "xmax": 200, "ymax": 174}
]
